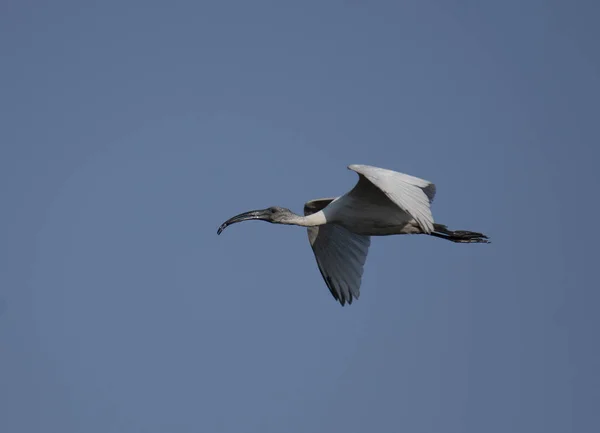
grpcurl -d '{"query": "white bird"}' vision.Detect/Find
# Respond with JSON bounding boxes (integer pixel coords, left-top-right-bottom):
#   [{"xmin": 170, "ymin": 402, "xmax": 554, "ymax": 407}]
[{"xmin": 217, "ymin": 164, "xmax": 489, "ymax": 306}]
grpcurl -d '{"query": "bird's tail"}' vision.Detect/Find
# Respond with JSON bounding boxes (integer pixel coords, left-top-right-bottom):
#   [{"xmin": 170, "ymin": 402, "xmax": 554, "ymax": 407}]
[{"xmin": 430, "ymin": 223, "xmax": 490, "ymax": 244}]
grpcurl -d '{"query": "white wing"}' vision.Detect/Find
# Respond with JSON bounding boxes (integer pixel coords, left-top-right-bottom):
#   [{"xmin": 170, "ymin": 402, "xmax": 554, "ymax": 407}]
[
  {"xmin": 304, "ymin": 199, "xmax": 371, "ymax": 306},
  {"xmin": 348, "ymin": 164, "xmax": 437, "ymax": 234}
]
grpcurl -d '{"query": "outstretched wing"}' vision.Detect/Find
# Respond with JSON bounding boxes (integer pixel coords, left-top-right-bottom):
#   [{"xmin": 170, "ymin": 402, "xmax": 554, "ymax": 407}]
[
  {"xmin": 347, "ymin": 164, "xmax": 437, "ymax": 234},
  {"xmin": 304, "ymin": 198, "xmax": 371, "ymax": 306}
]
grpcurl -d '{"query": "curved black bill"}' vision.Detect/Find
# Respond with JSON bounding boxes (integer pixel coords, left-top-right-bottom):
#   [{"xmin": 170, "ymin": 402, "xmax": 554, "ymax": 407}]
[{"xmin": 217, "ymin": 209, "xmax": 269, "ymax": 235}]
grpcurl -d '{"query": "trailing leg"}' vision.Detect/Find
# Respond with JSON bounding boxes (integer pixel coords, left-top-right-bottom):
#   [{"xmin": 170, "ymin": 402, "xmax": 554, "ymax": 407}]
[{"xmin": 430, "ymin": 223, "xmax": 490, "ymax": 244}]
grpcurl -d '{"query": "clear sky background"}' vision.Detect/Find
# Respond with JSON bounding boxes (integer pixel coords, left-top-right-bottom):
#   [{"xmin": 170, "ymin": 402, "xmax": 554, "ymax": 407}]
[{"xmin": 1, "ymin": 1, "xmax": 599, "ymax": 432}]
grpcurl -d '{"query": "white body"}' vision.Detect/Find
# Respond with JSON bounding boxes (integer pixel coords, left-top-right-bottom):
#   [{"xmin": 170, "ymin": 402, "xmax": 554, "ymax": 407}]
[{"xmin": 323, "ymin": 192, "xmax": 422, "ymax": 236}]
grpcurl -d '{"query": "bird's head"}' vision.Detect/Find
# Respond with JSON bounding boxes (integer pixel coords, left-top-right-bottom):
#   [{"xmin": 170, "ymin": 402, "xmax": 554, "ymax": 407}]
[{"xmin": 217, "ymin": 206, "xmax": 296, "ymax": 235}]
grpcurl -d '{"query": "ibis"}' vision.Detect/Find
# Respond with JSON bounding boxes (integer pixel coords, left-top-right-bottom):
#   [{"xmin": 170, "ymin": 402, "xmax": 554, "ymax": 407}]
[{"xmin": 217, "ymin": 164, "xmax": 489, "ymax": 305}]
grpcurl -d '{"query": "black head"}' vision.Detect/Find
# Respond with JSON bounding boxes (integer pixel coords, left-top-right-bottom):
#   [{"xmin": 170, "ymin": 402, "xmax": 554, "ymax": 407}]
[{"xmin": 217, "ymin": 206, "xmax": 295, "ymax": 235}]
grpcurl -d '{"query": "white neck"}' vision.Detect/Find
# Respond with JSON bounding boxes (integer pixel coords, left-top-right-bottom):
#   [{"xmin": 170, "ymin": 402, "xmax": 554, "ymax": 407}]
[{"xmin": 288, "ymin": 210, "xmax": 327, "ymax": 227}]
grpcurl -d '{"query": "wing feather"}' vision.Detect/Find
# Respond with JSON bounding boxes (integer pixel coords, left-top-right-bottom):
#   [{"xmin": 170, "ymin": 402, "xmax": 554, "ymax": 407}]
[
  {"xmin": 304, "ymin": 198, "xmax": 371, "ymax": 306},
  {"xmin": 348, "ymin": 164, "xmax": 436, "ymax": 233}
]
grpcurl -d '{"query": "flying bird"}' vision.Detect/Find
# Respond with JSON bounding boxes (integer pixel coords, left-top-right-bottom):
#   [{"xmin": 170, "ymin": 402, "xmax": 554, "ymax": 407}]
[{"xmin": 217, "ymin": 164, "xmax": 489, "ymax": 305}]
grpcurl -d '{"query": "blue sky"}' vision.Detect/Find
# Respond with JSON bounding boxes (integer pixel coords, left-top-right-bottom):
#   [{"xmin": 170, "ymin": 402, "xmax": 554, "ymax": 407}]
[{"xmin": 1, "ymin": 1, "xmax": 599, "ymax": 432}]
